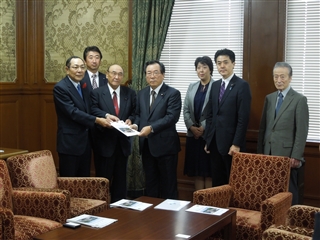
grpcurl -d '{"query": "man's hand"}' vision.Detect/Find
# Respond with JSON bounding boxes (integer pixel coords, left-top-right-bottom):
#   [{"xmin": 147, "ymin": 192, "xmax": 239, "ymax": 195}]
[
  {"xmin": 139, "ymin": 126, "xmax": 152, "ymax": 137},
  {"xmin": 228, "ymin": 145, "xmax": 240, "ymax": 156},
  {"xmin": 290, "ymin": 158, "xmax": 301, "ymax": 168},
  {"xmin": 125, "ymin": 119, "xmax": 132, "ymax": 125},
  {"xmin": 95, "ymin": 117, "xmax": 111, "ymax": 128},
  {"xmin": 204, "ymin": 144, "xmax": 210, "ymax": 154}
]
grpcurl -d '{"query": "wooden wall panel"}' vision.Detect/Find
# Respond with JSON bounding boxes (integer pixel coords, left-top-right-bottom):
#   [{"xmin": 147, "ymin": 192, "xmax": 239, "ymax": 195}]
[
  {"xmin": 0, "ymin": 96, "xmax": 20, "ymax": 147},
  {"xmin": 40, "ymin": 94, "xmax": 58, "ymax": 167}
]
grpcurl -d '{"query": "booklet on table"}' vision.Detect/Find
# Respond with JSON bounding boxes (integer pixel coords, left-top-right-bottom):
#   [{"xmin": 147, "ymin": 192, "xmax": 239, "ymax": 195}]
[
  {"xmin": 67, "ymin": 214, "xmax": 117, "ymax": 228},
  {"xmin": 110, "ymin": 121, "xmax": 139, "ymax": 137},
  {"xmin": 110, "ymin": 199, "xmax": 153, "ymax": 211},
  {"xmin": 154, "ymin": 199, "xmax": 190, "ymax": 211},
  {"xmin": 186, "ymin": 204, "xmax": 229, "ymax": 216}
]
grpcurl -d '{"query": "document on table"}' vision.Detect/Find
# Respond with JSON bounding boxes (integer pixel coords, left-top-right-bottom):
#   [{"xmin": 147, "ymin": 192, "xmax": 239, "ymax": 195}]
[
  {"xmin": 110, "ymin": 121, "xmax": 139, "ymax": 137},
  {"xmin": 186, "ymin": 204, "xmax": 228, "ymax": 216},
  {"xmin": 110, "ymin": 199, "xmax": 153, "ymax": 211},
  {"xmin": 67, "ymin": 214, "xmax": 117, "ymax": 228},
  {"xmin": 154, "ymin": 199, "xmax": 190, "ymax": 211}
]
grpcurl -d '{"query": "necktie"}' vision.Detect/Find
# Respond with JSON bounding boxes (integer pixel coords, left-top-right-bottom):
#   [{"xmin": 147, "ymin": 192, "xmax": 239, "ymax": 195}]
[
  {"xmin": 77, "ymin": 84, "xmax": 83, "ymax": 98},
  {"xmin": 113, "ymin": 91, "xmax": 119, "ymax": 116},
  {"xmin": 219, "ymin": 81, "xmax": 225, "ymax": 102},
  {"xmin": 275, "ymin": 92, "xmax": 283, "ymax": 117},
  {"xmin": 150, "ymin": 90, "xmax": 156, "ymax": 110},
  {"xmin": 92, "ymin": 74, "xmax": 98, "ymax": 89}
]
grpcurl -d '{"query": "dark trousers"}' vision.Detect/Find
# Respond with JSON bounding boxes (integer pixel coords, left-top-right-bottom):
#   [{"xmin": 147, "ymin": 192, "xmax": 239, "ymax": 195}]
[
  {"xmin": 209, "ymin": 138, "xmax": 232, "ymax": 187},
  {"xmin": 58, "ymin": 140, "xmax": 91, "ymax": 177},
  {"xmin": 289, "ymin": 168, "xmax": 299, "ymax": 205},
  {"xmin": 95, "ymin": 143, "xmax": 128, "ymax": 203},
  {"xmin": 142, "ymin": 139, "xmax": 178, "ymax": 199}
]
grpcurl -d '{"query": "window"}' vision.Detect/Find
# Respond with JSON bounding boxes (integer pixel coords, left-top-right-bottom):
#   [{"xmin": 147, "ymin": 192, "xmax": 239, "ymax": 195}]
[
  {"xmin": 160, "ymin": 0, "xmax": 244, "ymax": 132},
  {"xmin": 285, "ymin": 1, "xmax": 320, "ymax": 142}
]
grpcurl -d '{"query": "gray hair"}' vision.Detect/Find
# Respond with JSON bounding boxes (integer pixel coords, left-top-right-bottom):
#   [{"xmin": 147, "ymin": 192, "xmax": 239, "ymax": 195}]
[{"xmin": 273, "ymin": 62, "xmax": 293, "ymax": 77}]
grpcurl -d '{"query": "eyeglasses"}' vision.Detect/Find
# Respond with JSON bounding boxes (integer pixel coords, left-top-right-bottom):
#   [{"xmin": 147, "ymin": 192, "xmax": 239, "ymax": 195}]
[
  {"xmin": 146, "ymin": 71, "xmax": 161, "ymax": 77},
  {"xmin": 70, "ymin": 65, "xmax": 86, "ymax": 71},
  {"xmin": 108, "ymin": 71, "xmax": 123, "ymax": 77},
  {"xmin": 273, "ymin": 75, "xmax": 287, "ymax": 80}
]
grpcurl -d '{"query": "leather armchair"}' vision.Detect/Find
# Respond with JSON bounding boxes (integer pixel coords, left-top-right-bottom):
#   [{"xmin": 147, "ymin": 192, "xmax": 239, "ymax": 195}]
[
  {"xmin": 6, "ymin": 150, "xmax": 110, "ymax": 220},
  {"xmin": 262, "ymin": 205, "xmax": 320, "ymax": 240},
  {"xmin": 193, "ymin": 152, "xmax": 292, "ymax": 240},
  {"xmin": 0, "ymin": 159, "xmax": 62, "ymax": 240}
]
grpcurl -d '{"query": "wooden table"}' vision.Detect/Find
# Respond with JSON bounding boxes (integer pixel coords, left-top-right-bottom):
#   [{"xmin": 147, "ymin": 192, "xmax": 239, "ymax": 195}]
[
  {"xmin": 0, "ymin": 147, "xmax": 28, "ymax": 160},
  {"xmin": 34, "ymin": 196, "xmax": 236, "ymax": 240}
]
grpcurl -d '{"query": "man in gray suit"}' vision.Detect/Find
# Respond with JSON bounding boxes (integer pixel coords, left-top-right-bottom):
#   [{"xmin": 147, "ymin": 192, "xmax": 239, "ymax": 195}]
[
  {"xmin": 257, "ymin": 62, "xmax": 309, "ymax": 205},
  {"xmin": 132, "ymin": 60, "xmax": 181, "ymax": 199}
]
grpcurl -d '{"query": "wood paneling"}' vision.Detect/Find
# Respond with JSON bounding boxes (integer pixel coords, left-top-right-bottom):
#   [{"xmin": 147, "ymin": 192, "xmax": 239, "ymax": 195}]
[{"xmin": 0, "ymin": 96, "xmax": 20, "ymax": 147}]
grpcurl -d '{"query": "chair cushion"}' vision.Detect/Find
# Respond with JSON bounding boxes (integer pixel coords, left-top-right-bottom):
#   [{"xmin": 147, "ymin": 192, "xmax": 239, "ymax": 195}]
[
  {"xmin": 230, "ymin": 207, "xmax": 262, "ymax": 240},
  {"xmin": 14, "ymin": 215, "xmax": 62, "ymax": 240},
  {"xmin": 70, "ymin": 198, "xmax": 108, "ymax": 218},
  {"xmin": 262, "ymin": 227, "xmax": 312, "ymax": 240},
  {"xmin": 268, "ymin": 224, "xmax": 314, "ymax": 238}
]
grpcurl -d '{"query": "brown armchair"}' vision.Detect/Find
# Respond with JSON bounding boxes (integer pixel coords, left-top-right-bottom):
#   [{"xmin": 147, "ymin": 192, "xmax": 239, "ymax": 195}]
[
  {"xmin": 193, "ymin": 152, "xmax": 292, "ymax": 240},
  {"xmin": 6, "ymin": 150, "xmax": 110, "ymax": 219},
  {"xmin": 0, "ymin": 159, "xmax": 62, "ymax": 240},
  {"xmin": 262, "ymin": 205, "xmax": 320, "ymax": 240}
]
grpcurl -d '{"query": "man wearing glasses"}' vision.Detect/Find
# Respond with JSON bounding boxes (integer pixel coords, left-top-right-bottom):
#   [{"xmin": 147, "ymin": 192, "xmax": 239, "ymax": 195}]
[
  {"xmin": 91, "ymin": 64, "xmax": 136, "ymax": 203},
  {"xmin": 53, "ymin": 56, "xmax": 109, "ymax": 177},
  {"xmin": 132, "ymin": 60, "xmax": 182, "ymax": 199}
]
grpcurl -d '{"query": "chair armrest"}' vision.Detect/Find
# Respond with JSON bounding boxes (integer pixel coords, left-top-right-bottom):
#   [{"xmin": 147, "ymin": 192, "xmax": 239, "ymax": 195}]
[
  {"xmin": 13, "ymin": 187, "xmax": 70, "ymax": 195},
  {"xmin": 57, "ymin": 177, "xmax": 110, "ymax": 203},
  {"xmin": 0, "ymin": 207, "xmax": 15, "ymax": 239},
  {"xmin": 12, "ymin": 189, "xmax": 70, "ymax": 223},
  {"xmin": 193, "ymin": 184, "xmax": 232, "ymax": 208},
  {"xmin": 261, "ymin": 192, "xmax": 292, "ymax": 231},
  {"xmin": 262, "ymin": 227, "xmax": 312, "ymax": 240},
  {"xmin": 286, "ymin": 205, "xmax": 320, "ymax": 229}
]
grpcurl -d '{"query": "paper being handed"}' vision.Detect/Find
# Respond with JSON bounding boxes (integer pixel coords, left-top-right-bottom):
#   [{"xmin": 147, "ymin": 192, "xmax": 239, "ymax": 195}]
[{"xmin": 111, "ymin": 121, "xmax": 140, "ymax": 137}]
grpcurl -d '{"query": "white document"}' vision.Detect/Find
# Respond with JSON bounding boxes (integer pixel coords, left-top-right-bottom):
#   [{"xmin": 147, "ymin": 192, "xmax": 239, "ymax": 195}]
[
  {"xmin": 110, "ymin": 199, "xmax": 153, "ymax": 211},
  {"xmin": 154, "ymin": 199, "xmax": 190, "ymax": 211},
  {"xmin": 67, "ymin": 214, "xmax": 117, "ymax": 228},
  {"xmin": 186, "ymin": 204, "xmax": 228, "ymax": 216},
  {"xmin": 110, "ymin": 121, "xmax": 139, "ymax": 137}
]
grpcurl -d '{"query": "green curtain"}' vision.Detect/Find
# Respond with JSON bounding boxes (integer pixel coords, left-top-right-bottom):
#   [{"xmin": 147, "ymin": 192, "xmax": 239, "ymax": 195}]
[{"xmin": 127, "ymin": 0, "xmax": 175, "ymax": 198}]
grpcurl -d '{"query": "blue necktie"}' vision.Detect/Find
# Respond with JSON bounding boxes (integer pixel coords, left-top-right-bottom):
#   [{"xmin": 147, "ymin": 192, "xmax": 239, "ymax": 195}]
[
  {"xmin": 77, "ymin": 84, "xmax": 83, "ymax": 98},
  {"xmin": 275, "ymin": 92, "xmax": 283, "ymax": 117},
  {"xmin": 219, "ymin": 81, "xmax": 225, "ymax": 102}
]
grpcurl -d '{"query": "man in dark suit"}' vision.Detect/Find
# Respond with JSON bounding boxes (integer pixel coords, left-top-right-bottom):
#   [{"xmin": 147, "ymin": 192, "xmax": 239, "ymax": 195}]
[
  {"xmin": 53, "ymin": 56, "xmax": 109, "ymax": 177},
  {"xmin": 132, "ymin": 60, "xmax": 181, "ymax": 199},
  {"xmin": 204, "ymin": 48, "xmax": 252, "ymax": 187},
  {"xmin": 257, "ymin": 62, "xmax": 309, "ymax": 205},
  {"xmin": 91, "ymin": 64, "xmax": 136, "ymax": 203},
  {"xmin": 81, "ymin": 46, "xmax": 108, "ymax": 174}
]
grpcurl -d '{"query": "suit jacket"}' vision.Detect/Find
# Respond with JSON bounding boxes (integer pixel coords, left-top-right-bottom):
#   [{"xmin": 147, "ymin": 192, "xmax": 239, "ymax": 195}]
[
  {"xmin": 257, "ymin": 87, "xmax": 309, "ymax": 161},
  {"xmin": 91, "ymin": 85, "xmax": 136, "ymax": 157},
  {"xmin": 135, "ymin": 83, "xmax": 181, "ymax": 157},
  {"xmin": 81, "ymin": 71, "xmax": 107, "ymax": 107},
  {"xmin": 53, "ymin": 76, "xmax": 96, "ymax": 156},
  {"xmin": 203, "ymin": 74, "xmax": 251, "ymax": 154},
  {"xmin": 183, "ymin": 79, "xmax": 214, "ymax": 137}
]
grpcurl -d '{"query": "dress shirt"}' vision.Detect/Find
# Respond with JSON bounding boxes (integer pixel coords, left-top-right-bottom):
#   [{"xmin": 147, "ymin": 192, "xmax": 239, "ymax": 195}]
[
  {"xmin": 87, "ymin": 70, "xmax": 99, "ymax": 88},
  {"xmin": 222, "ymin": 73, "xmax": 234, "ymax": 89},
  {"xmin": 150, "ymin": 82, "xmax": 163, "ymax": 105}
]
